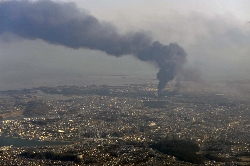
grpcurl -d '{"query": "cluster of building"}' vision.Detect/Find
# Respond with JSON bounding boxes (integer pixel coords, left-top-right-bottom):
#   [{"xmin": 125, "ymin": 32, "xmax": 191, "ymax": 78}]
[{"xmin": 0, "ymin": 84, "xmax": 250, "ymax": 165}]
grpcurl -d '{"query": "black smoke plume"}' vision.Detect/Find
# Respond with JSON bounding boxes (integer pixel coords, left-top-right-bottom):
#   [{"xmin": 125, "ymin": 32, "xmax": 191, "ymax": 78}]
[
  {"xmin": 137, "ymin": 41, "xmax": 187, "ymax": 92},
  {"xmin": 0, "ymin": 0, "xmax": 187, "ymax": 92}
]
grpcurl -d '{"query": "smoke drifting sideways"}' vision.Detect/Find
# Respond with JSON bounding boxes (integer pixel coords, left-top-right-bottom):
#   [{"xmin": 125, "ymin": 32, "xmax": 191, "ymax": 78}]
[{"xmin": 0, "ymin": 0, "xmax": 187, "ymax": 92}]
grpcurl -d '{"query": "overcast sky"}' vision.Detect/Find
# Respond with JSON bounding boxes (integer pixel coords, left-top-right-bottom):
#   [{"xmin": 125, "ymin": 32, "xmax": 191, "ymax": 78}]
[{"xmin": 0, "ymin": 0, "xmax": 249, "ymax": 90}]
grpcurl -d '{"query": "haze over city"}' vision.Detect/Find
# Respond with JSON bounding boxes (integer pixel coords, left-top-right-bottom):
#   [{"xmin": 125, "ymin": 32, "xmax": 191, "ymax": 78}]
[{"xmin": 1, "ymin": 1, "xmax": 250, "ymax": 165}]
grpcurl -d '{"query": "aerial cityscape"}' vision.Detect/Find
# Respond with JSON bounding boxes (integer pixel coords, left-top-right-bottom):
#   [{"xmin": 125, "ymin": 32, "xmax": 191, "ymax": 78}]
[
  {"xmin": 1, "ymin": 83, "xmax": 250, "ymax": 165},
  {"xmin": 0, "ymin": 0, "xmax": 250, "ymax": 165}
]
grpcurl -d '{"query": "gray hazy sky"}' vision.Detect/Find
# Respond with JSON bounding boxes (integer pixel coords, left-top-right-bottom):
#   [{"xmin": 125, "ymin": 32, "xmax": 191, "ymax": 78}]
[{"xmin": 0, "ymin": 0, "xmax": 249, "ymax": 90}]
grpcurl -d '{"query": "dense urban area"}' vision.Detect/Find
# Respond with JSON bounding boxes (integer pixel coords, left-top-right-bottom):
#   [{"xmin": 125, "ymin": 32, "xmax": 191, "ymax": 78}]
[{"xmin": 0, "ymin": 83, "xmax": 250, "ymax": 165}]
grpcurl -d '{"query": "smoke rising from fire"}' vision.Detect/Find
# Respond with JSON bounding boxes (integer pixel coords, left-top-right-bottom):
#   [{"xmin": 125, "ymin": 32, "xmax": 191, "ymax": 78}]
[{"xmin": 0, "ymin": 0, "xmax": 187, "ymax": 92}]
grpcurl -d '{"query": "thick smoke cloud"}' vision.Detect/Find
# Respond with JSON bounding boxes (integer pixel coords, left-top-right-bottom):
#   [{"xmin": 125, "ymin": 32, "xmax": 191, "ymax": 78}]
[
  {"xmin": 0, "ymin": 0, "xmax": 187, "ymax": 92},
  {"xmin": 0, "ymin": 0, "xmax": 151, "ymax": 55},
  {"xmin": 137, "ymin": 41, "xmax": 187, "ymax": 91}
]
